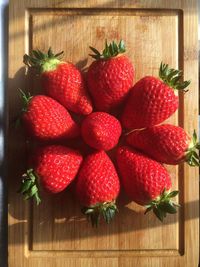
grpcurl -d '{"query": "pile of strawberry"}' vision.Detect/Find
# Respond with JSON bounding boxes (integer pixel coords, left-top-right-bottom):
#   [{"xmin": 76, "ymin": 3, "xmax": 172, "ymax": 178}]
[{"xmin": 19, "ymin": 40, "xmax": 199, "ymax": 226}]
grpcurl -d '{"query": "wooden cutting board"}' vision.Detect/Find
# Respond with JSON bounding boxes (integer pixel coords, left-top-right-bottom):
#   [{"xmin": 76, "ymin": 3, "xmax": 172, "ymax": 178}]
[{"xmin": 8, "ymin": 0, "xmax": 199, "ymax": 266}]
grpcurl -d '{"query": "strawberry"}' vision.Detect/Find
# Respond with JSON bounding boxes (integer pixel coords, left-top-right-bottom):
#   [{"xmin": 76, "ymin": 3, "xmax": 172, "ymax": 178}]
[
  {"xmin": 20, "ymin": 91, "xmax": 79, "ymax": 140},
  {"xmin": 126, "ymin": 124, "xmax": 200, "ymax": 166},
  {"xmin": 23, "ymin": 48, "xmax": 93, "ymax": 115},
  {"xmin": 121, "ymin": 63, "xmax": 190, "ymax": 129},
  {"xmin": 19, "ymin": 145, "xmax": 83, "ymax": 204},
  {"xmin": 81, "ymin": 112, "xmax": 122, "ymax": 151},
  {"xmin": 116, "ymin": 146, "xmax": 179, "ymax": 221},
  {"xmin": 76, "ymin": 151, "xmax": 120, "ymax": 226},
  {"xmin": 87, "ymin": 40, "xmax": 134, "ymax": 112}
]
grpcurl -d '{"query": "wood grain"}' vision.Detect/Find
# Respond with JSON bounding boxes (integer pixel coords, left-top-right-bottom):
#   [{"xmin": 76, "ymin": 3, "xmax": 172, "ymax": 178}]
[{"xmin": 8, "ymin": 0, "xmax": 199, "ymax": 266}]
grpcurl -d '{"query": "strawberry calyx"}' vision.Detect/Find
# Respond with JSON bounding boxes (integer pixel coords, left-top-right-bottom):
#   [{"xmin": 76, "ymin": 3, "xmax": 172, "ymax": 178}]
[
  {"xmin": 185, "ymin": 130, "xmax": 200, "ymax": 166},
  {"xmin": 15, "ymin": 89, "xmax": 32, "ymax": 128},
  {"xmin": 23, "ymin": 47, "xmax": 64, "ymax": 73},
  {"xmin": 18, "ymin": 169, "xmax": 41, "ymax": 205},
  {"xmin": 82, "ymin": 201, "xmax": 118, "ymax": 227},
  {"xmin": 19, "ymin": 89, "xmax": 32, "ymax": 112},
  {"xmin": 89, "ymin": 40, "xmax": 126, "ymax": 60},
  {"xmin": 144, "ymin": 189, "xmax": 180, "ymax": 222},
  {"xmin": 159, "ymin": 62, "xmax": 190, "ymax": 92}
]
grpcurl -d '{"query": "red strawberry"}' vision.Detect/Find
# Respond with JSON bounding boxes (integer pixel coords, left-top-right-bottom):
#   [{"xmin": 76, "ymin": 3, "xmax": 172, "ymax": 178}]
[
  {"xmin": 81, "ymin": 112, "xmax": 122, "ymax": 151},
  {"xmin": 76, "ymin": 151, "xmax": 120, "ymax": 226},
  {"xmin": 87, "ymin": 40, "xmax": 134, "ymax": 112},
  {"xmin": 116, "ymin": 146, "xmax": 179, "ymax": 221},
  {"xmin": 126, "ymin": 124, "xmax": 200, "ymax": 166},
  {"xmin": 23, "ymin": 48, "xmax": 93, "ymax": 115},
  {"xmin": 121, "ymin": 63, "xmax": 190, "ymax": 129},
  {"xmin": 20, "ymin": 92, "xmax": 79, "ymax": 140},
  {"xmin": 19, "ymin": 145, "xmax": 83, "ymax": 204}
]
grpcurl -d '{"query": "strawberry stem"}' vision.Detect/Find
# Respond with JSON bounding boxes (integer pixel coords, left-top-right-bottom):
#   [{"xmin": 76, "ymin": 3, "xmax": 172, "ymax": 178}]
[
  {"xmin": 18, "ymin": 169, "xmax": 41, "ymax": 205},
  {"xmin": 159, "ymin": 62, "xmax": 190, "ymax": 92},
  {"xmin": 23, "ymin": 47, "xmax": 64, "ymax": 73},
  {"xmin": 82, "ymin": 201, "xmax": 118, "ymax": 227},
  {"xmin": 89, "ymin": 40, "xmax": 126, "ymax": 60},
  {"xmin": 145, "ymin": 189, "xmax": 179, "ymax": 222},
  {"xmin": 185, "ymin": 130, "xmax": 200, "ymax": 166}
]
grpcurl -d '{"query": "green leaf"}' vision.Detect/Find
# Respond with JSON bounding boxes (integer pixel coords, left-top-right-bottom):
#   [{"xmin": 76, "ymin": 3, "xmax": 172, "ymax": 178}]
[
  {"xmin": 109, "ymin": 43, "xmax": 114, "ymax": 55},
  {"xmin": 29, "ymin": 185, "xmax": 38, "ymax": 197},
  {"xmin": 48, "ymin": 47, "xmax": 54, "ymax": 57},
  {"xmin": 153, "ymin": 207, "xmax": 164, "ymax": 222},
  {"xmin": 89, "ymin": 46, "xmax": 101, "ymax": 56},
  {"xmin": 33, "ymin": 50, "xmax": 46, "ymax": 61},
  {"xmin": 37, "ymin": 49, "xmax": 46, "ymax": 60},
  {"xmin": 84, "ymin": 208, "xmax": 94, "ymax": 214},
  {"xmin": 89, "ymin": 54, "xmax": 99, "ymax": 60},
  {"xmin": 176, "ymin": 80, "xmax": 191, "ymax": 90},
  {"xmin": 192, "ymin": 151, "xmax": 199, "ymax": 160},
  {"xmin": 144, "ymin": 206, "xmax": 153, "ymax": 214},
  {"xmin": 28, "ymin": 170, "xmax": 36, "ymax": 181},
  {"xmin": 171, "ymin": 75, "xmax": 181, "ymax": 85},
  {"xmin": 193, "ymin": 130, "xmax": 197, "ymax": 143},
  {"xmin": 108, "ymin": 208, "xmax": 116, "ymax": 221},
  {"xmin": 195, "ymin": 143, "xmax": 200, "ymax": 149},
  {"xmin": 160, "ymin": 202, "xmax": 177, "ymax": 214},
  {"xmin": 167, "ymin": 69, "xmax": 180, "ymax": 82},
  {"xmin": 105, "ymin": 39, "xmax": 109, "ymax": 50},
  {"xmin": 31, "ymin": 50, "xmax": 41, "ymax": 59},
  {"xmin": 54, "ymin": 51, "xmax": 64, "ymax": 59},
  {"xmin": 190, "ymin": 156, "xmax": 199, "ymax": 166},
  {"xmin": 35, "ymin": 192, "xmax": 42, "ymax": 205},
  {"xmin": 173, "ymin": 203, "xmax": 181, "ymax": 208},
  {"xmin": 18, "ymin": 180, "xmax": 32, "ymax": 194},
  {"xmin": 113, "ymin": 41, "xmax": 118, "ymax": 53},
  {"xmin": 167, "ymin": 190, "xmax": 179, "ymax": 198},
  {"xmin": 119, "ymin": 40, "xmax": 125, "ymax": 52},
  {"xmin": 106, "ymin": 209, "xmax": 112, "ymax": 223}
]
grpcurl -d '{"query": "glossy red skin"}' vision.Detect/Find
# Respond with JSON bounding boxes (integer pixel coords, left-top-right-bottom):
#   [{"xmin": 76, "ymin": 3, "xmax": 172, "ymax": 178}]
[
  {"xmin": 41, "ymin": 63, "xmax": 93, "ymax": 115},
  {"xmin": 116, "ymin": 146, "xmax": 172, "ymax": 206},
  {"xmin": 22, "ymin": 95, "xmax": 79, "ymax": 140},
  {"xmin": 121, "ymin": 76, "xmax": 179, "ymax": 129},
  {"xmin": 76, "ymin": 151, "xmax": 120, "ymax": 206},
  {"xmin": 33, "ymin": 145, "xmax": 83, "ymax": 193},
  {"xmin": 126, "ymin": 124, "xmax": 190, "ymax": 165},
  {"xmin": 87, "ymin": 55, "xmax": 134, "ymax": 111},
  {"xmin": 81, "ymin": 112, "xmax": 122, "ymax": 151}
]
